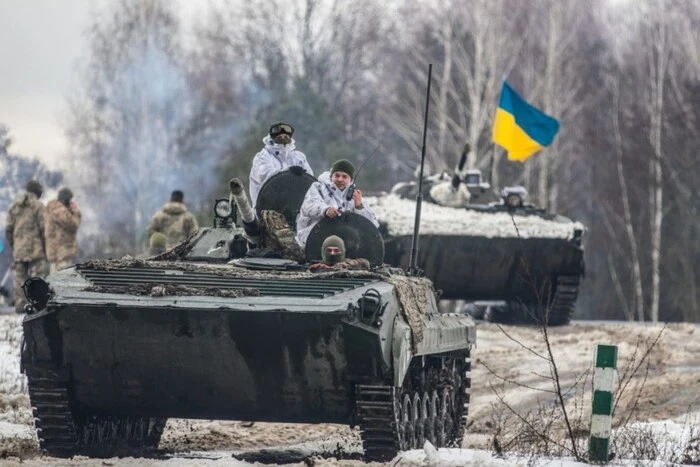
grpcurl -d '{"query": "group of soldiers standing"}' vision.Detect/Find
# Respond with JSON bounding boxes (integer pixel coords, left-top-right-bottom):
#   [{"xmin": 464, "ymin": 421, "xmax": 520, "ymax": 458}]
[
  {"xmin": 2, "ymin": 121, "xmax": 380, "ymax": 313},
  {"xmin": 4, "ymin": 180, "xmax": 81, "ymax": 313},
  {"xmin": 3, "ymin": 180, "xmax": 200, "ymax": 313}
]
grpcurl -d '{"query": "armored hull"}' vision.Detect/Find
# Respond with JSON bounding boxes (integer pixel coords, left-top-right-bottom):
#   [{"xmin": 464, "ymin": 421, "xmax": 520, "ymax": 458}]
[
  {"xmin": 21, "ymin": 173, "xmax": 476, "ymax": 461},
  {"xmin": 384, "ymin": 234, "xmax": 583, "ymax": 301},
  {"xmin": 24, "ymin": 267, "xmax": 385, "ymax": 424},
  {"xmin": 370, "ymin": 193, "xmax": 585, "ymax": 324}
]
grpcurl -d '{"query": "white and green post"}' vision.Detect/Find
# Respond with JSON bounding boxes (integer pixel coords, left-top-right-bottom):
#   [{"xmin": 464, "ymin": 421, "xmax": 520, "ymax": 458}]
[{"xmin": 589, "ymin": 344, "xmax": 618, "ymax": 462}]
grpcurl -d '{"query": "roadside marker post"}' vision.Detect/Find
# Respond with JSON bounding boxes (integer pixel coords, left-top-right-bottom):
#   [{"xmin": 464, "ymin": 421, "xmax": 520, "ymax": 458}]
[{"xmin": 589, "ymin": 344, "xmax": 618, "ymax": 462}]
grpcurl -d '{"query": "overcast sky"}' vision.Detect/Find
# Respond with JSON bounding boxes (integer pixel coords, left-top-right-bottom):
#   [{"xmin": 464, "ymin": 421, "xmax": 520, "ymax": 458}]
[
  {"xmin": 0, "ymin": 0, "xmax": 94, "ymax": 169},
  {"xmin": 0, "ymin": 0, "xmax": 209, "ymax": 170}
]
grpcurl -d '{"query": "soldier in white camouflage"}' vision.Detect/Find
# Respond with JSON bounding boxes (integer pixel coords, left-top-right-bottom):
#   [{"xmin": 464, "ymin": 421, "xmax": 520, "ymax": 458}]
[
  {"xmin": 5, "ymin": 180, "xmax": 48, "ymax": 313},
  {"xmin": 147, "ymin": 190, "xmax": 199, "ymax": 249},
  {"xmin": 249, "ymin": 122, "xmax": 313, "ymax": 207},
  {"xmin": 45, "ymin": 188, "xmax": 81, "ymax": 273}
]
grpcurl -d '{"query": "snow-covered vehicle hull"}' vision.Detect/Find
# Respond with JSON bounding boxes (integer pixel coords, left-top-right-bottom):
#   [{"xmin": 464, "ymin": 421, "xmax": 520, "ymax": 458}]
[{"xmin": 370, "ymin": 194, "xmax": 585, "ymax": 325}]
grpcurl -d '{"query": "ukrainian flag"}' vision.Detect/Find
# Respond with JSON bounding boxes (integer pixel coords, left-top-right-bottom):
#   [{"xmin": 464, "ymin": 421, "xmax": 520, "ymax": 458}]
[{"xmin": 492, "ymin": 81, "xmax": 560, "ymax": 162}]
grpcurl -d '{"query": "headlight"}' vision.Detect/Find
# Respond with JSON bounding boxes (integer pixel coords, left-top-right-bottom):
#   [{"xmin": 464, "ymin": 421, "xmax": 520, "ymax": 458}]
[
  {"xmin": 214, "ymin": 199, "xmax": 232, "ymax": 218},
  {"xmin": 506, "ymin": 193, "xmax": 523, "ymax": 208},
  {"xmin": 465, "ymin": 173, "xmax": 481, "ymax": 185},
  {"xmin": 22, "ymin": 277, "xmax": 52, "ymax": 312}
]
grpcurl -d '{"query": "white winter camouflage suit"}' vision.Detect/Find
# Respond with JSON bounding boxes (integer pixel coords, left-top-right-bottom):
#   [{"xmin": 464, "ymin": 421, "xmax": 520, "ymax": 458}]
[
  {"xmin": 295, "ymin": 171, "xmax": 379, "ymax": 248},
  {"xmin": 249, "ymin": 135, "xmax": 313, "ymax": 207}
]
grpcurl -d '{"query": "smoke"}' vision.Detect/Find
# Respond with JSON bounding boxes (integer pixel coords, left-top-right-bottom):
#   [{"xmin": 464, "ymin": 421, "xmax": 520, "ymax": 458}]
[
  {"xmin": 67, "ymin": 40, "xmax": 226, "ymax": 258},
  {"xmin": 100, "ymin": 43, "xmax": 209, "ymax": 240}
]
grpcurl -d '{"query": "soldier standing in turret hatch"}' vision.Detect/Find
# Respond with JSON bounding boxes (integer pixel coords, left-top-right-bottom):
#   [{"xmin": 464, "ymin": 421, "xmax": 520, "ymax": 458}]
[{"xmin": 248, "ymin": 122, "xmax": 313, "ymax": 207}]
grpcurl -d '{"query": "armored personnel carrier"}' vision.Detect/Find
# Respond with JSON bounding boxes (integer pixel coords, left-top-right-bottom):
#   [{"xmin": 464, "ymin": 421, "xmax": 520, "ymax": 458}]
[
  {"xmin": 20, "ymin": 172, "xmax": 476, "ymax": 461},
  {"xmin": 371, "ymin": 148, "xmax": 585, "ymax": 325}
]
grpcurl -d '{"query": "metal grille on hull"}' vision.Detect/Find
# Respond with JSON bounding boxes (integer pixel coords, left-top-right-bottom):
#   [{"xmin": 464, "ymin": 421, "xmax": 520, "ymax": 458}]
[{"xmin": 78, "ymin": 267, "xmax": 377, "ymax": 298}]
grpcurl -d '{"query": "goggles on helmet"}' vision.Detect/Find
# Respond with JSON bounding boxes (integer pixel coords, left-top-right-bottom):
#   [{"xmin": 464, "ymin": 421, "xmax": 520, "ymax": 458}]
[{"xmin": 270, "ymin": 123, "xmax": 294, "ymax": 137}]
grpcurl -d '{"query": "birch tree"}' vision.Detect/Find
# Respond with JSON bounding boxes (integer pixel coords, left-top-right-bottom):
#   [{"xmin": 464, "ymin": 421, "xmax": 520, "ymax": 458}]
[
  {"xmin": 610, "ymin": 75, "xmax": 645, "ymax": 322},
  {"xmin": 512, "ymin": 0, "xmax": 592, "ymax": 211},
  {"xmin": 198, "ymin": 0, "xmax": 390, "ymax": 124},
  {"xmin": 647, "ymin": 7, "xmax": 669, "ymax": 323},
  {"xmin": 600, "ymin": 0, "xmax": 697, "ymax": 322},
  {"xmin": 382, "ymin": 0, "xmax": 522, "ymax": 177},
  {"xmin": 195, "ymin": 0, "xmax": 395, "ymax": 184}
]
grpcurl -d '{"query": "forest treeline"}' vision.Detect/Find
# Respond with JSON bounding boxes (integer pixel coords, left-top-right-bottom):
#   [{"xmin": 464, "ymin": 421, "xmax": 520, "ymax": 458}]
[{"xmin": 49, "ymin": 0, "xmax": 700, "ymax": 322}]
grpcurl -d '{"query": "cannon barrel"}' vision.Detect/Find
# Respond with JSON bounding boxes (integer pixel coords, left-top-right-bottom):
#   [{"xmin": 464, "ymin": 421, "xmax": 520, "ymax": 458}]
[{"xmin": 229, "ymin": 178, "xmax": 261, "ymax": 245}]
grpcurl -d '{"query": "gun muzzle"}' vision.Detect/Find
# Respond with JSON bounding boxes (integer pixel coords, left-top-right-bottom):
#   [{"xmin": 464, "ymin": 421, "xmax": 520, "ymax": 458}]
[{"xmin": 229, "ymin": 178, "xmax": 261, "ymax": 245}]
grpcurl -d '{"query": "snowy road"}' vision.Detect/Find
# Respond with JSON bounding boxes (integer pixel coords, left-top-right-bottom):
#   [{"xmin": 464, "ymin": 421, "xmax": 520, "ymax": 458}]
[{"xmin": 0, "ymin": 315, "xmax": 697, "ymax": 465}]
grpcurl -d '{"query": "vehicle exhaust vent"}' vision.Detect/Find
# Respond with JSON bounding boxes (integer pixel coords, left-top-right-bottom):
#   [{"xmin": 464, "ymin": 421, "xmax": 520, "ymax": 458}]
[{"xmin": 78, "ymin": 267, "xmax": 377, "ymax": 298}]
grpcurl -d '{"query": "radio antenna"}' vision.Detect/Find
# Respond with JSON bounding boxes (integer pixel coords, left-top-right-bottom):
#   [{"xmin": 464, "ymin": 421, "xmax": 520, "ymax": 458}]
[
  {"xmin": 345, "ymin": 144, "xmax": 382, "ymax": 201},
  {"xmin": 408, "ymin": 64, "xmax": 432, "ymax": 276}
]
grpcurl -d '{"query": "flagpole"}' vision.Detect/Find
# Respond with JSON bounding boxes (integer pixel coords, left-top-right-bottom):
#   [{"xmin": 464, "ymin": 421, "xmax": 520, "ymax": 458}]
[{"xmin": 408, "ymin": 63, "xmax": 432, "ymax": 276}]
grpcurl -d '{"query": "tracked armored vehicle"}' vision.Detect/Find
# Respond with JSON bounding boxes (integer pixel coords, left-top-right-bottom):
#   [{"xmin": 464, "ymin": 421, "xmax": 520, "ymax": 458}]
[
  {"xmin": 372, "ymin": 150, "xmax": 585, "ymax": 325},
  {"xmin": 20, "ymin": 172, "xmax": 476, "ymax": 461}
]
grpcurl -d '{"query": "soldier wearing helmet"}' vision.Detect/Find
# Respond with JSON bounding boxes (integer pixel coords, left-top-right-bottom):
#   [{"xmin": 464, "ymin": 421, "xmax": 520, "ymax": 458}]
[
  {"xmin": 308, "ymin": 235, "xmax": 370, "ymax": 271},
  {"xmin": 248, "ymin": 121, "xmax": 313, "ymax": 207}
]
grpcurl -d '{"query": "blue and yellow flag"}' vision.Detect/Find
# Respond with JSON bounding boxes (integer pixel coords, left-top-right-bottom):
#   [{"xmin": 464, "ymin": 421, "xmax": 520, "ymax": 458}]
[{"xmin": 492, "ymin": 81, "xmax": 560, "ymax": 162}]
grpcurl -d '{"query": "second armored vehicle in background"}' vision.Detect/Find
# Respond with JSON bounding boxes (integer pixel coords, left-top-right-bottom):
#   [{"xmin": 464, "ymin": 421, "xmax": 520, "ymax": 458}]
[{"xmin": 371, "ymin": 165, "xmax": 585, "ymax": 326}]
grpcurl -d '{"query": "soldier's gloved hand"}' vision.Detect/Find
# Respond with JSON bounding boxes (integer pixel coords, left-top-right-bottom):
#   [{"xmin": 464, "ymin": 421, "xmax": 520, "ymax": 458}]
[
  {"xmin": 325, "ymin": 207, "xmax": 341, "ymax": 218},
  {"xmin": 288, "ymin": 165, "xmax": 306, "ymax": 176}
]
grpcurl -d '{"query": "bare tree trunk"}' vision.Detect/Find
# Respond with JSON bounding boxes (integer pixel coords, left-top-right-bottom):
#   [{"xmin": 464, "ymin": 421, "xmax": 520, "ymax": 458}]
[
  {"xmin": 649, "ymin": 127, "xmax": 664, "ymax": 324},
  {"xmin": 539, "ymin": 1, "xmax": 560, "ymax": 210},
  {"xmin": 646, "ymin": 10, "xmax": 670, "ymax": 323},
  {"xmin": 466, "ymin": 31, "xmax": 482, "ymax": 170},
  {"xmin": 436, "ymin": 19, "xmax": 453, "ymax": 160},
  {"xmin": 521, "ymin": 42, "xmax": 538, "ymax": 196},
  {"xmin": 611, "ymin": 77, "xmax": 645, "ymax": 322}
]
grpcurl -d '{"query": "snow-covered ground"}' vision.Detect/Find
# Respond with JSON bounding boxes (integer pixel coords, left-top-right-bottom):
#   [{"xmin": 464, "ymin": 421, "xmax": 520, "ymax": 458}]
[
  {"xmin": 0, "ymin": 315, "xmax": 697, "ymax": 466},
  {"xmin": 366, "ymin": 194, "xmax": 585, "ymax": 239}
]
